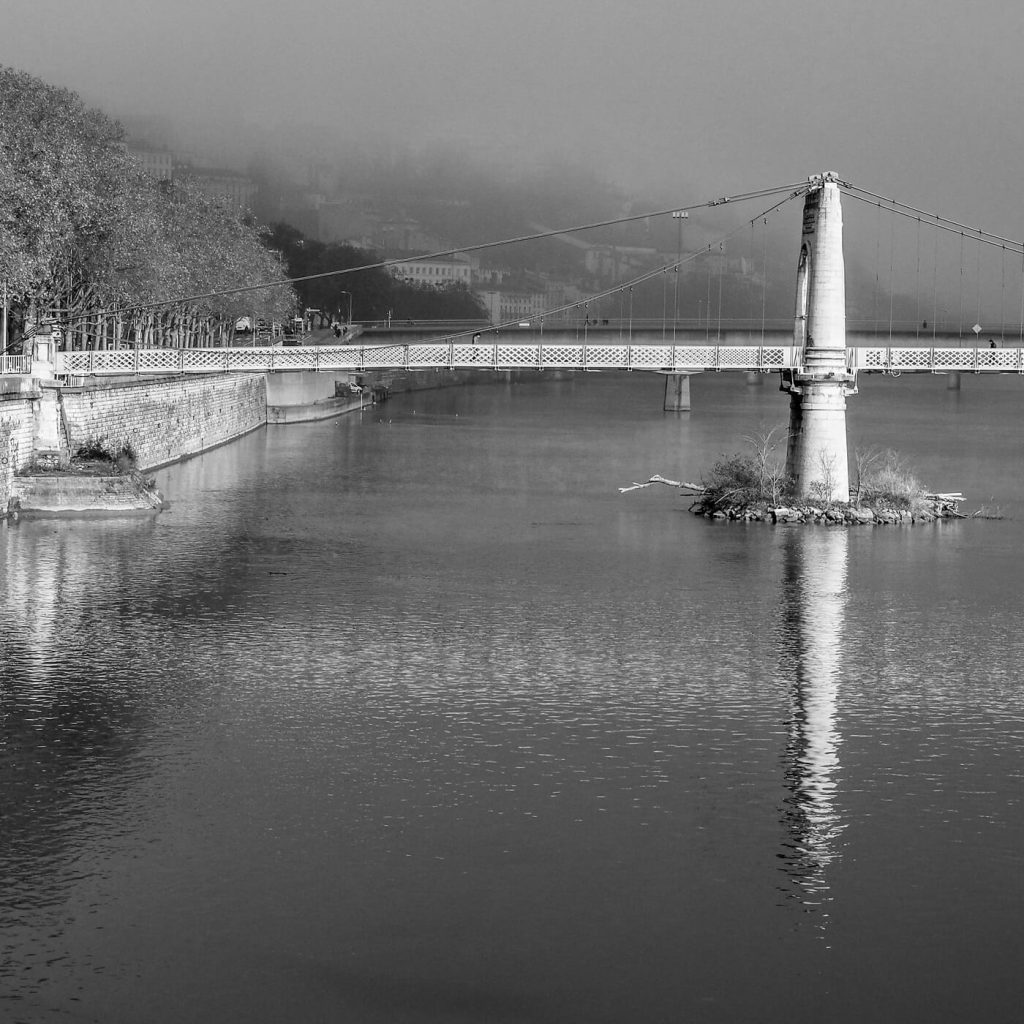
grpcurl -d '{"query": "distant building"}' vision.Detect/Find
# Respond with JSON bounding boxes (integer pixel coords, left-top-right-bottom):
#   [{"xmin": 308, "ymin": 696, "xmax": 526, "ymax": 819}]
[
  {"xmin": 543, "ymin": 280, "xmax": 586, "ymax": 318},
  {"xmin": 476, "ymin": 285, "xmax": 547, "ymax": 324},
  {"xmin": 125, "ymin": 137, "xmax": 257, "ymax": 216},
  {"xmin": 378, "ymin": 219, "xmax": 447, "ymax": 254},
  {"xmin": 585, "ymin": 244, "xmax": 660, "ymax": 282},
  {"xmin": 183, "ymin": 167, "xmax": 258, "ymax": 215},
  {"xmin": 389, "ymin": 254, "xmax": 474, "ymax": 287},
  {"xmin": 312, "ymin": 198, "xmax": 378, "ymax": 246},
  {"xmin": 126, "ymin": 142, "xmax": 173, "ymax": 182}
]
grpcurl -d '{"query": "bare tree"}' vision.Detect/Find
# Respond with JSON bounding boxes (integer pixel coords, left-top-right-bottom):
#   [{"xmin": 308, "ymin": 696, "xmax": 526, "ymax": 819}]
[
  {"xmin": 852, "ymin": 445, "xmax": 885, "ymax": 506},
  {"xmin": 810, "ymin": 449, "xmax": 840, "ymax": 506},
  {"xmin": 743, "ymin": 424, "xmax": 789, "ymax": 505}
]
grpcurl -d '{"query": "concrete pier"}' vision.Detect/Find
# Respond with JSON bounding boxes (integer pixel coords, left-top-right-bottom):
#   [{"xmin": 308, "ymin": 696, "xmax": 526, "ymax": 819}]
[
  {"xmin": 663, "ymin": 373, "xmax": 691, "ymax": 411},
  {"xmin": 782, "ymin": 175, "xmax": 856, "ymax": 501},
  {"xmin": 264, "ymin": 370, "xmax": 370, "ymax": 423}
]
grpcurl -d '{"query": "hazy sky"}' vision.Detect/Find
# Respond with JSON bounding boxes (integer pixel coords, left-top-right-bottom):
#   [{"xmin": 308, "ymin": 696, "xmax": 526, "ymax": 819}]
[{"xmin": 3, "ymin": 0, "xmax": 1022, "ymax": 236}]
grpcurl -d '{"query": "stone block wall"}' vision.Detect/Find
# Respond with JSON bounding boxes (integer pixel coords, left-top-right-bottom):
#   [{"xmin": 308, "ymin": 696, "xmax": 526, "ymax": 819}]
[
  {"xmin": 0, "ymin": 397, "xmax": 37, "ymax": 512},
  {"xmin": 60, "ymin": 374, "xmax": 267, "ymax": 471}
]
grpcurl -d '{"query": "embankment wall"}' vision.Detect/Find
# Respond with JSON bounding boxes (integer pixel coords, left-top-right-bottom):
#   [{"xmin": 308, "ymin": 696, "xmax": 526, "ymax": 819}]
[
  {"xmin": 3, "ymin": 366, "xmax": 515, "ymax": 513},
  {"xmin": 60, "ymin": 374, "xmax": 267, "ymax": 471},
  {"xmin": 0, "ymin": 396, "xmax": 36, "ymax": 512}
]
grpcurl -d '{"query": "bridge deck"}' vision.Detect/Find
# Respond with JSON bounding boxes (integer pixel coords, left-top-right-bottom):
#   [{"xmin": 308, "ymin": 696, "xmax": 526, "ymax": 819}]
[{"xmin": 41, "ymin": 342, "xmax": 1024, "ymax": 377}]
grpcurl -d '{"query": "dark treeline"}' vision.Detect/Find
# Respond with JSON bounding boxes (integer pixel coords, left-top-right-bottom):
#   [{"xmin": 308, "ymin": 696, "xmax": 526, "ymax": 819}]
[{"xmin": 264, "ymin": 223, "xmax": 486, "ymax": 326}]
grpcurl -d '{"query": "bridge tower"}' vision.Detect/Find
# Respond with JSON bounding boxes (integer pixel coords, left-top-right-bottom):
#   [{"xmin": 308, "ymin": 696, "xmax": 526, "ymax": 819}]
[{"xmin": 781, "ymin": 173, "xmax": 857, "ymax": 501}]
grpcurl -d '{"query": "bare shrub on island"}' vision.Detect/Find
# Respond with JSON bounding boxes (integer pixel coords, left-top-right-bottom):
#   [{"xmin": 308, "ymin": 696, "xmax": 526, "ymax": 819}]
[
  {"xmin": 693, "ymin": 433, "xmax": 945, "ymax": 523},
  {"xmin": 856, "ymin": 448, "xmax": 927, "ymax": 512},
  {"xmin": 699, "ymin": 424, "xmax": 792, "ymax": 512}
]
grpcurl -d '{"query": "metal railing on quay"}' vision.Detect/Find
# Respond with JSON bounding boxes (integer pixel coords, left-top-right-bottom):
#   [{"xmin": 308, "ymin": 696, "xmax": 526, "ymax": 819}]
[{"xmin": 0, "ymin": 354, "xmax": 32, "ymax": 375}]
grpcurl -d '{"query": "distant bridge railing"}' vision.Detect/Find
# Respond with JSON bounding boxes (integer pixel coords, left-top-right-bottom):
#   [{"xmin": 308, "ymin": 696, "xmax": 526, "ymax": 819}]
[{"xmin": 54, "ymin": 342, "xmax": 800, "ymax": 376}]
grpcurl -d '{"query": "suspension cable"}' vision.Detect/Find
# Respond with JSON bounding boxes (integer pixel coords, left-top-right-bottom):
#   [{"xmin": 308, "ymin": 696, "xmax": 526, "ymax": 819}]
[
  {"xmin": 975, "ymin": 230, "xmax": 983, "ymax": 328},
  {"xmin": 954, "ymin": 232, "xmax": 962, "ymax": 339},
  {"xmin": 760, "ymin": 216, "xmax": 768, "ymax": 345},
  {"xmin": 914, "ymin": 216, "xmax": 921, "ymax": 341},
  {"xmin": 704, "ymin": 249, "xmax": 712, "ymax": 343},
  {"xmin": 844, "ymin": 185, "xmax": 1024, "ymax": 255},
  {"xmin": 872, "ymin": 201, "xmax": 881, "ymax": 328},
  {"xmin": 1018, "ymin": 248, "xmax": 1024, "ymax": 343},
  {"xmin": 53, "ymin": 180, "xmax": 814, "ymax": 327},
  {"xmin": 958, "ymin": 232, "xmax": 965, "ymax": 340},
  {"xmin": 716, "ymin": 242, "xmax": 725, "ymax": 342},
  {"xmin": 477, "ymin": 188, "xmax": 804, "ymax": 341},
  {"xmin": 887, "ymin": 198, "xmax": 896, "ymax": 342},
  {"xmin": 1001, "ymin": 245, "xmax": 1007, "ymax": 344}
]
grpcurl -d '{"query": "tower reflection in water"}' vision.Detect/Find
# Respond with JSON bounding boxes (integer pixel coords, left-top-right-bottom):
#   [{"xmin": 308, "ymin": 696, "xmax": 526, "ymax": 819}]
[{"xmin": 777, "ymin": 527, "xmax": 849, "ymax": 919}]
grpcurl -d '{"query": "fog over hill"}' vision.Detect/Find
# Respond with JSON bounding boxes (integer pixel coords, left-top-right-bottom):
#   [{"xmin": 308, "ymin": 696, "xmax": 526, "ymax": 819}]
[
  {"xmin": 5, "ymin": 0, "xmax": 1021, "ymax": 231},
  {"xmin": 4, "ymin": 0, "xmax": 1022, "ymax": 330}
]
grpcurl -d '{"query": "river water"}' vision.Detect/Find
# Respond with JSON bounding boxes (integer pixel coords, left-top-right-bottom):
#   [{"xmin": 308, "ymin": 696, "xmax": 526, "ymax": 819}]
[{"xmin": 2, "ymin": 370, "xmax": 1023, "ymax": 1023}]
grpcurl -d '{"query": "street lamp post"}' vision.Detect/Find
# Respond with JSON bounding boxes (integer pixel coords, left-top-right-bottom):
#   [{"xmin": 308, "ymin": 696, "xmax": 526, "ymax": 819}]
[
  {"xmin": 672, "ymin": 211, "xmax": 688, "ymax": 339},
  {"xmin": 339, "ymin": 290, "xmax": 353, "ymax": 325}
]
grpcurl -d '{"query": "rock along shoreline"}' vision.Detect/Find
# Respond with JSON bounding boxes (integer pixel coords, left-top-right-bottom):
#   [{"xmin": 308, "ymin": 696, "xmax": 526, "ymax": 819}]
[{"xmin": 695, "ymin": 497, "xmax": 963, "ymax": 526}]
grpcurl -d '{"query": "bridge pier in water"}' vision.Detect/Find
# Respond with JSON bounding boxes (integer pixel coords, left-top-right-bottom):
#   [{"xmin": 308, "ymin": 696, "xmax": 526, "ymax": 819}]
[
  {"xmin": 663, "ymin": 372, "xmax": 691, "ymax": 411},
  {"xmin": 782, "ymin": 174, "xmax": 857, "ymax": 502}
]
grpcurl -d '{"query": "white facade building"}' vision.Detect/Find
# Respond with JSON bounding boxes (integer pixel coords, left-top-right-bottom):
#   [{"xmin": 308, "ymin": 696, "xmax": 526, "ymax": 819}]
[
  {"xmin": 389, "ymin": 254, "xmax": 474, "ymax": 287},
  {"xmin": 126, "ymin": 143, "xmax": 173, "ymax": 182}
]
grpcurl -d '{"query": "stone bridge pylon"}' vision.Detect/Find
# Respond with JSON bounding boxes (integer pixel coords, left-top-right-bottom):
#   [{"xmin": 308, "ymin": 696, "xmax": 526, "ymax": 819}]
[{"xmin": 781, "ymin": 173, "xmax": 858, "ymax": 501}]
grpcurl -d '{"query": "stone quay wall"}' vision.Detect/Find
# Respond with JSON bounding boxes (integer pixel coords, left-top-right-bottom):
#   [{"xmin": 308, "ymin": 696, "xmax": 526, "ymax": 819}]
[
  {"xmin": 0, "ymin": 396, "xmax": 37, "ymax": 512},
  {"xmin": 60, "ymin": 374, "xmax": 267, "ymax": 471}
]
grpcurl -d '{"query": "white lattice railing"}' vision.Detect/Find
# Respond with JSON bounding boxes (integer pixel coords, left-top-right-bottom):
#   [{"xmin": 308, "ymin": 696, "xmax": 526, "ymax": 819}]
[
  {"xmin": 45, "ymin": 343, "xmax": 1024, "ymax": 377},
  {"xmin": 53, "ymin": 343, "xmax": 802, "ymax": 376},
  {"xmin": 849, "ymin": 347, "xmax": 1024, "ymax": 372}
]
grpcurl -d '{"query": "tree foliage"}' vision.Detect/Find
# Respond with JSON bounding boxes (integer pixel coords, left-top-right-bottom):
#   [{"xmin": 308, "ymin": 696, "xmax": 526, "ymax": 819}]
[{"xmin": 0, "ymin": 65, "xmax": 295, "ymax": 349}]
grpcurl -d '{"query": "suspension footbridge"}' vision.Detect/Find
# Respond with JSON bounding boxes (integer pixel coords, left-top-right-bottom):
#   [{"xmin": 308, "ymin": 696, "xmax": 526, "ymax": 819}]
[
  {"xmin": 33, "ymin": 335, "xmax": 1024, "ymax": 377},
  {"xmin": 6, "ymin": 172, "xmax": 1024, "ymax": 499}
]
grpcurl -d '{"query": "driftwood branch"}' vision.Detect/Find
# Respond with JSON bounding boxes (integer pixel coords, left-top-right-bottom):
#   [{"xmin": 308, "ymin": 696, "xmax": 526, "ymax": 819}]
[{"xmin": 618, "ymin": 474, "xmax": 706, "ymax": 494}]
